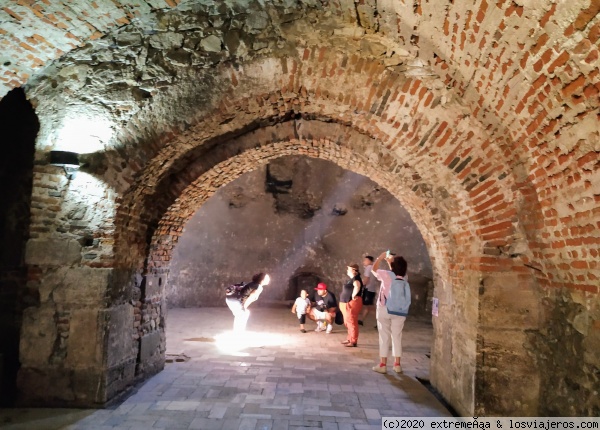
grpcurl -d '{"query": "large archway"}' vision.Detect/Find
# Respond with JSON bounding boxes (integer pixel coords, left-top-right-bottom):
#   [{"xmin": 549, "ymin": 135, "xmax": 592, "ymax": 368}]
[
  {"xmin": 10, "ymin": 0, "xmax": 599, "ymax": 417},
  {"xmin": 110, "ymin": 109, "xmax": 536, "ymax": 416}
]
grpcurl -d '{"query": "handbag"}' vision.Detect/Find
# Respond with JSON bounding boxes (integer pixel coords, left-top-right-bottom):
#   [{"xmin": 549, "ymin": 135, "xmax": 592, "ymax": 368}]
[{"xmin": 335, "ymin": 308, "xmax": 344, "ymax": 325}]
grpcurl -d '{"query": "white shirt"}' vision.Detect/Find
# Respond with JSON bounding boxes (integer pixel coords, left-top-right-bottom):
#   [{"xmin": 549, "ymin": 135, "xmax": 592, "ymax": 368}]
[
  {"xmin": 371, "ymin": 269, "xmax": 394, "ymax": 306},
  {"xmin": 363, "ymin": 264, "xmax": 379, "ymax": 292},
  {"xmin": 294, "ymin": 297, "xmax": 310, "ymax": 316}
]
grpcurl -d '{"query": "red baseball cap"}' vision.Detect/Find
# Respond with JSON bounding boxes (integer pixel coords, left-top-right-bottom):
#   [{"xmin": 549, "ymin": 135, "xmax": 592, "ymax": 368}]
[{"xmin": 315, "ymin": 283, "xmax": 328, "ymax": 291}]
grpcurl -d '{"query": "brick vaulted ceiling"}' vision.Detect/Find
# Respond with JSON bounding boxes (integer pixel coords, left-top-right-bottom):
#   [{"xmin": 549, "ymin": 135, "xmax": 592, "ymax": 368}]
[
  {"xmin": 2, "ymin": 0, "xmax": 599, "ymax": 289},
  {"xmin": 2, "ymin": 0, "xmax": 599, "ymax": 416}
]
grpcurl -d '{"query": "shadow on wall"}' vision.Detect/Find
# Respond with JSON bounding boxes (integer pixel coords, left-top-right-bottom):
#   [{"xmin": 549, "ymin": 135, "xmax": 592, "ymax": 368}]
[
  {"xmin": 0, "ymin": 88, "xmax": 38, "ymax": 406},
  {"xmin": 167, "ymin": 156, "xmax": 433, "ymax": 317}
]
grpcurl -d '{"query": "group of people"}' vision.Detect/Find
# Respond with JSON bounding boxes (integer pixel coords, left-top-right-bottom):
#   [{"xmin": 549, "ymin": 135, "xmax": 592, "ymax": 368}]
[{"xmin": 225, "ymin": 250, "xmax": 411, "ymax": 374}]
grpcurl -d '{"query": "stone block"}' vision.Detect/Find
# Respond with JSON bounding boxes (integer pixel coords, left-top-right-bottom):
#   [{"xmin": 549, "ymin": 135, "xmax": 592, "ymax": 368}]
[
  {"xmin": 360, "ymin": 37, "xmax": 387, "ymax": 56},
  {"xmin": 476, "ymin": 329, "xmax": 540, "ymax": 415},
  {"xmin": 19, "ymin": 305, "xmax": 56, "ymax": 368},
  {"xmin": 583, "ymin": 324, "xmax": 600, "ymax": 367},
  {"xmin": 16, "ymin": 366, "xmax": 75, "ymax": 406},
  {"xmin": 105, "ymin": 359, "xmax": 136, "ymax": 401},
  {"xmin": 201, "ymin": 35, "xmax": 222, "ymax": 52},
  {"xmin": 145, "ymin": 274, "xmax": 164, "ymax": 297},
  {"xmin": 66, "ymin": 309, "xmax": 102, "ymax": 368},
  {"xmin": 479, "ymin": 275, "xmax": 540, "ymax": 330},
  {"xmin": 140, "ymin": 331, "xmax": 161, "ymax": 362},
  {"xmin": 105, "ymin": 304, "xmax": 135, "ymax": 368},
  {"xmin": 45, "ymin": 267, "xmax": 111, "ymax": 306},
  {"xmin": 431, "ymin": 305, "xmax": 475, "ymax": 417},
  {"xmin": 72, "ymin": 367, "xmax": 107, "ymax": 405},
  {"xmin": 25, "ymin": 239, "xmax": 81, "ymax": 266},
  {"xmin": 17, "ymin": 365, "xmax": 107, "ymax": 407},
  {"xmin": 149, "ymin": 32, "xmax": 184, "ymax": 50}
]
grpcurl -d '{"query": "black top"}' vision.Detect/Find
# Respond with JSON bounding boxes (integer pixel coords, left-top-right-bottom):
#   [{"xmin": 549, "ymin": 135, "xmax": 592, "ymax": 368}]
[
  {"xmin": 340, "ymin": 274, "xmax": 363, "ymax": 303},
  {"xmin": 313, "ymin": 291, "xmax": 337, "ymax": 312},
  {"xmin": 237, "ymin": 281, "xmax": 260, "ymax": 304}
]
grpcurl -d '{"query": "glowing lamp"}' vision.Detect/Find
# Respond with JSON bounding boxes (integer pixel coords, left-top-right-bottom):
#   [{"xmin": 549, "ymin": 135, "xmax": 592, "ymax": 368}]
[{"xmin": 50, "ymin": 150, "xmax": 80, "ymax": 180}]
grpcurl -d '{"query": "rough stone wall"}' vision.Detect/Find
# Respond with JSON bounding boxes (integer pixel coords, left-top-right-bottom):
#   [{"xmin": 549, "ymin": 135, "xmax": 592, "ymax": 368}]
[
  {"xmin": 16, "ymin": 165, "xmax": 131, "ymax": 407},
  {"xmin": 2, "ymin": 0, "xmax": 597, "ymax": 416},
  {"xmin": 168, "ymin": 155, "xmax": 433, "ymax": 312},
  {"xmin": 0, "ymin": 0, "xmax": 181, "ymax": 97}
]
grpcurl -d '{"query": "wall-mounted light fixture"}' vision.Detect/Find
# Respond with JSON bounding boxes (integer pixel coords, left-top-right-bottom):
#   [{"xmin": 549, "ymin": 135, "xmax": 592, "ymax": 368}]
[{"xmin": 50, "ymin": 150, "xmax": 80, "ymax": 180}]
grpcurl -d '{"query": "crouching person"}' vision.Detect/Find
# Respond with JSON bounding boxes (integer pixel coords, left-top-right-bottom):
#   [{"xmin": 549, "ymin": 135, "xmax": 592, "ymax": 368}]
[{"xmin": 308, "ymin": 283, "xmax": 337, "ymax": 334}]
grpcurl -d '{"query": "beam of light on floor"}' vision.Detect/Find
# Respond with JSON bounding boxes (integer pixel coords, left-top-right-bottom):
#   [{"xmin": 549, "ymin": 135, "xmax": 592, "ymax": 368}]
[{"xmin": 214, "ymin": 330, "xmax": 292, "ymax": 355}]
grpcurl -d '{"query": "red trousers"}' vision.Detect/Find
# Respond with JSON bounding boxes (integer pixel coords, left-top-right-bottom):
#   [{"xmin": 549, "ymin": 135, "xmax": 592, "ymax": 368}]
[{"xmin": 340, "ymin": 297, "xmax": 363, "ymax": 344}]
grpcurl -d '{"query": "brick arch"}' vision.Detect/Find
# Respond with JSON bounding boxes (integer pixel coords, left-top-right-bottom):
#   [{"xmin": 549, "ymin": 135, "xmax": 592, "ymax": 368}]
[
  {"xmin": 115, "ymin": 119, "xmax": 462, "ymax": 283},
  {"xmin": 8, "ymin": 0, "xmax": 598, "ymax": 415},
  {"xmin": 11, "ymin": 0, "xmax": 593, "ymax": 292},
  {"xmin": 148, "ymin": 135, "xmax": 453, "ymax": 279},
  {"xmin": 110, "ymin": 49, "xmax": 545, "ymax": 289},
  {"xmin": 110, "ymin": 114, "xmax": 543, "ymax": 415}
]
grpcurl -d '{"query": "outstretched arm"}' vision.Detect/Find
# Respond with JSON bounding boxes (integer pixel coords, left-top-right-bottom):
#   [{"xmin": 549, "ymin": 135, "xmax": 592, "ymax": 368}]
[
  {"xmin": 372, "ymin": 252, "xmax": 386, "ymax": 272},
  {"xmin": 244, "ymin": 285, "xmax": 263, "ymax": 309},
  {"xmin": 244, "ymin": 274, "xmax": 270, "ymax": 309}
]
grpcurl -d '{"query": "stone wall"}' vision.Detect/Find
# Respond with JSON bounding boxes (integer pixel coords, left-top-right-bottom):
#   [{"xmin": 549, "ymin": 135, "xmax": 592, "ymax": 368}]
[
  {"xmin": 15, "ymin": 164, "xmax": 127, "ymax": 406},
  {"xmin": 168, "ymin": 155, "xmax": 433, "ymax": 313}
]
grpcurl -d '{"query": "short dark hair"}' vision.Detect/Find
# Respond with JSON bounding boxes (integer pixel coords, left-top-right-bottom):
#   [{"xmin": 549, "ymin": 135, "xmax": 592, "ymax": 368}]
[
  {"xmin": 364, "ymin": 256, "xmax": 374, "ymax": 262},
  {"xmin": 390, "ymin": 256, "xmax": 407, "ymax": 277},
  {"xmin": 252, "ymin": 273, "xmax": 266, "ymax": 284}
]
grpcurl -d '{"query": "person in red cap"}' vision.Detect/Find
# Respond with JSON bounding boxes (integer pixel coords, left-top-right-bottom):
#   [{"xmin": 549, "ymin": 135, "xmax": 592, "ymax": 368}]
[
  {"xmin": 339, "ymin": 263, "xmax": 364, "ymax": 347},
  {"xmin": 308, "ymin": 283, "xmax": 337, "ymax": 333}
]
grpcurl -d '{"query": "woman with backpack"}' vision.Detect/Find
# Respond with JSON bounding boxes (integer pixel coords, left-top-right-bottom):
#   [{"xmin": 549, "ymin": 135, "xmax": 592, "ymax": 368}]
[
  {"xmin": 225, "ymin": 273, "xmax": 270, "ymax": 332},
  {"xmin": 370, "ymin": 252, "xmax": 410, "ymax": 374}
]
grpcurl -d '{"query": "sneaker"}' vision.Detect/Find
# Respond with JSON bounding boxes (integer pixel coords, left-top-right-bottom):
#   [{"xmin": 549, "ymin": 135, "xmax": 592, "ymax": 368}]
[
  {"xmin": 358, "ymin": 320, "xmax": 364, "ymax": 326},
  {"xmin": 393, "ymin": 364, "xmax": 403, "ymax": 374},
  {"xmin": 326, "ymin": 325, "xmax": 333, "ymax": 334},
  {"xmin": 372, "ymin": 365, "xmax": 386, "ymax": 374}
]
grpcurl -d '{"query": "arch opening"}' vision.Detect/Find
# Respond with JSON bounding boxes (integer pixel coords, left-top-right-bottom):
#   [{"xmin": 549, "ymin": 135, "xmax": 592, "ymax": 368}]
[
  {"xmin": 96, "ymin": 114, "xmax": 545, "ymax": 416},
  {"xmin": 165, "ymin": 155, "xmax": 434, "ymax": 312},
  {"xmin": 131, "ymin": 136, "xmax": 483, "ymax": 416}
]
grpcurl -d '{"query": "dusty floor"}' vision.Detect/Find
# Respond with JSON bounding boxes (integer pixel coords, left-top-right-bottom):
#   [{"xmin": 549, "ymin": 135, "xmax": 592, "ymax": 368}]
[{"xmin": 0, "ymin": 307, "xmax": 450, "ymax": 429}]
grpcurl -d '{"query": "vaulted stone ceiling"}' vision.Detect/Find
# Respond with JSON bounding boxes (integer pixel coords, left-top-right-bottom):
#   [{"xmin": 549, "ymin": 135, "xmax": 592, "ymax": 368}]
[
  {"xmin": 5, "ymin": 0, "xmax": 596, "ymax": 287},
  {"xmin": 2, "ymin": 0, "xmax": 599, "ymax": 416}
]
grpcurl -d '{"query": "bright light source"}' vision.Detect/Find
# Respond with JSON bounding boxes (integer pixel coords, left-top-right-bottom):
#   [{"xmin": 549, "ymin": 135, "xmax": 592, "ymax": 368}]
[
  {"xmin": 214, "ymin": 330, "xmax": 290, "ymax": 355},
  {"xmin": 55, "ymin": 113, "xmax": 113, "ymax": 154},
  {"xmin": 49, "ymin": 150, "xmax": 80, "ymax": 179}
]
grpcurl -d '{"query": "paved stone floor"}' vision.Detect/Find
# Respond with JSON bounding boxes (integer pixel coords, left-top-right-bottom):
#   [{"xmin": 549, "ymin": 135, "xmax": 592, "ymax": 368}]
[{"xmin": 0, "ymin": 307, "xmax": 450, "ymax": 429}]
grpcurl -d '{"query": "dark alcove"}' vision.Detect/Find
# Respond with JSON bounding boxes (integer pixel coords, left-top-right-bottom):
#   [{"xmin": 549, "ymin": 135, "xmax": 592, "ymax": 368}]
[{"xmin": 0, "ymin": 88, "xmax": 39, "ymax": 406}]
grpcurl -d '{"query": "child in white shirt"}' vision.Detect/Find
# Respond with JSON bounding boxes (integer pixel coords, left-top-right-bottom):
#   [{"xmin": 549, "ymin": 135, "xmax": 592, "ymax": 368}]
[{"xmin": 291, "ymin": 289, "xmax": 311, "ymax": 333}]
